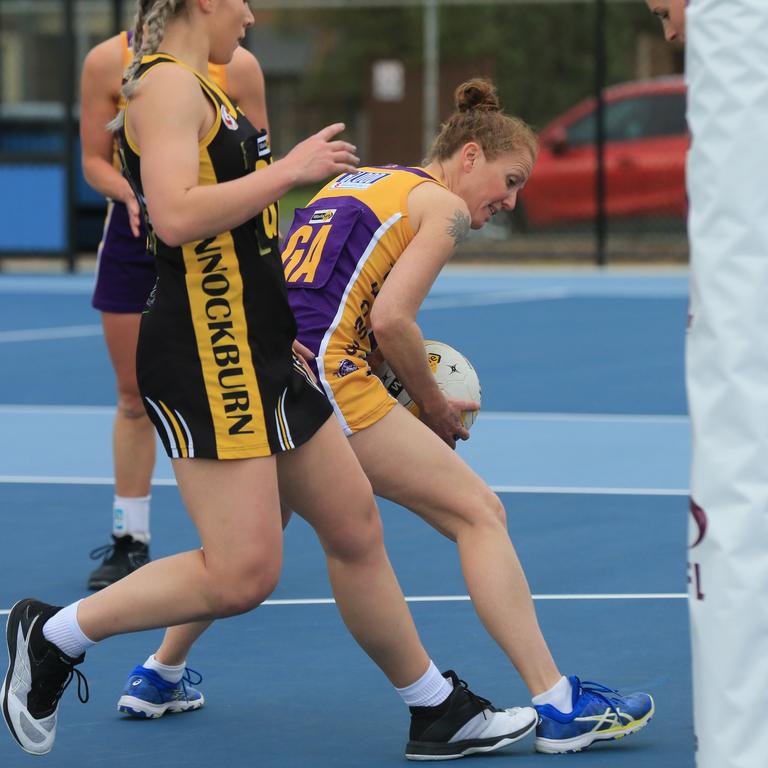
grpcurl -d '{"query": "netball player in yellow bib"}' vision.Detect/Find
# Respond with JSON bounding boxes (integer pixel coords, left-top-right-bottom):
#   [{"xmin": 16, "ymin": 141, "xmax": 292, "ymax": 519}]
[
  {"xmin": 2, "ymin": 1, "xmax": 536, "ymax": 760},
  {"xmin": 125, "ymin": 77, "xmax": 655, "ymax": 756},
  {"xmin": 80, "ymin": 27, "xmax": 270, "ymax": 589}
]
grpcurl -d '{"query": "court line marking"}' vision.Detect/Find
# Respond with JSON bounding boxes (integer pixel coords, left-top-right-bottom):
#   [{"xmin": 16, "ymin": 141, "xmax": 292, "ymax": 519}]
[
  {"xmin": 0, "ymin": 475, "xmax": 689, "ymax": 495},
  {"xmin": 0, "ymin": 405, "xmax": 115, "ymax": 415},
  {"xmin": 0, "ymin": 404, "xmax": 688, "ymax": 423},
  {"xmin": 0, "ymin": 593, "xmax": 689, "ymax": 615},
  {"xmin": 422, "ymin": 288, "xmax": 571, "ymax": 309},
  {"xmin": 423, "ymin": 288, "xmax": 688, "ymax": 311},
  {"xmin": 493, "ymin": 486, "xmax": 689, "ymax": 496},
  {"xmin": 0, "ymin": 325, "xmax": 102, "ymax": 343},
  {"xmin": 482, "ymin": 411, "xmax": 689, "ymax": 424},
  {"xmin": 439, "ymin": 265, "xmax": 690, "ymax": 278}
]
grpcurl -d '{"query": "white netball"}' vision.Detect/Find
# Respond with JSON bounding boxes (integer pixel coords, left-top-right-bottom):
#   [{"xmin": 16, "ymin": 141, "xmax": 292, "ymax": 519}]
[{"xmin": 375, "ymin": 340, "xmax": 482, "ymax": 429}]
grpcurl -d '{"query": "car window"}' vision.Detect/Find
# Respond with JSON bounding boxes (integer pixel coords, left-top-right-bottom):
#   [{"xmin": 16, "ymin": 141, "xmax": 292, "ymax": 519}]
[{"xmin": 564, "ymin": 92, "xmax": 687, "ymax": 146}]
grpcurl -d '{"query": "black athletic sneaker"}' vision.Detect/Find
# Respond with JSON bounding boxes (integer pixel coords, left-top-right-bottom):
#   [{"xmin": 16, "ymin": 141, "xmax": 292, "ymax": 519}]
[
  {"xmin": 1, "ymin": 599, "xmax": 89, "ymax": 755},
  {"xmin": 87, "ymin": 534, "xmax": 150, "ymax": 589},
  {"xmin": 405, "ymin": 670, "xmax": 537, "ymax": 760}
]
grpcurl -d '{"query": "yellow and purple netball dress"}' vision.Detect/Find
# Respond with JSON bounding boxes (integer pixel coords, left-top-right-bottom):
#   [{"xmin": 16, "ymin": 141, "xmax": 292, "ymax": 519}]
[{"xmin": 282, "ymin": 166, "xmax": 444, "ymax": 435}]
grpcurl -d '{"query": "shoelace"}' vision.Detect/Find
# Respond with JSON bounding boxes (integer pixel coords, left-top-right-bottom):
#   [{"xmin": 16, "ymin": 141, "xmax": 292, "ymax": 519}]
[
  {"xmin": 180, "ymin": 667, "xmax": 203, "ymax": 698},
  {"xmin": 578, "ymin": 679, "xmax": 623, "ymax": 719},
  {"xmin": 41, "ymin": 663, "xmax": 89, "ymax": 709},
  {"xmin": 88, "ymin": 544, "xmax": 113, "ymax": 561},
  {"xmin": 67, "ymin": 666, "xmax": 90, "ymax": 704},
  {"xmin": 454, "ymin": 676, "xmax": 495, "ymax": 719},
  {"xmin": 89, "ymin": 541, "xmax": 123, "ymax": 561},
  {"xmin": 151, "ymin": 667, "xmax": 203, "ymax": 697},
  {"xmin": 89, "ymin": 536, "xmax": 143, "ymax": 562}
]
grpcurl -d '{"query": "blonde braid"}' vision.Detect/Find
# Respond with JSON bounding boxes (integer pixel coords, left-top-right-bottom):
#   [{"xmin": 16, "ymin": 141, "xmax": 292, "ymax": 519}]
[
  {"xmin": 107, "ymin": 0, "xmax": 183, "ymax": 131},
  {"xmin": 129, "ymin": 0, "xmax": 151, "ymax": 62}
]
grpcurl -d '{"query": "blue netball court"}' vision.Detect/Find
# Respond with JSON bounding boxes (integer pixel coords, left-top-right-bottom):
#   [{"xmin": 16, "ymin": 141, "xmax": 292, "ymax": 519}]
[{"xmin": 0, "ymin": 266, "xmax": 693, "ymax": 767}]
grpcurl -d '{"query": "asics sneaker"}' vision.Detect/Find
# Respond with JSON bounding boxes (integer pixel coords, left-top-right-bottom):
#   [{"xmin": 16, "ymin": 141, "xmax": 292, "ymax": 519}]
[
  {"xmin": 534, "ymin": 676, "xmax": 654, "ymax": 754},
  {"xmin": 406, "ymin": 670, "xmax": 537, "ymax": 760},
  {"xmin": 87, "ymin": 534, "xmax": 150, "ymax": 590},
  {"xmin": 1, "ymin": 599, "xmax": 89, "ymax": 755},
  {"xmin": 117, "ymin": 665, "xmax": 205, "ymax": 718}
]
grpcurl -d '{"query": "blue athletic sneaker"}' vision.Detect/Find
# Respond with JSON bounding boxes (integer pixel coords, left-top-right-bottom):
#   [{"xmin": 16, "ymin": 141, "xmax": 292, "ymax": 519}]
[
  {"xmin": 534, "ymin": 677, "xmax": 654, "ymax": 754},
  {"xmin": 117, "ymin": 665, "xmax": 204, "ymax": 719}
]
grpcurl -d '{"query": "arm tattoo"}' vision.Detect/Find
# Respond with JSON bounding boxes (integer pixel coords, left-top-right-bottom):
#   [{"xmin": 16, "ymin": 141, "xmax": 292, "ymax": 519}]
[{"xmin": 446, "ymin": 210, "xmax": 470, "ymax": 245}]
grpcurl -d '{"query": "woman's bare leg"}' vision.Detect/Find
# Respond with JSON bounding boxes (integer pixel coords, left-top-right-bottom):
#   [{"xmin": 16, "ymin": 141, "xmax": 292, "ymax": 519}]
[
  {"xmin": 148, "ymin": 502, "xmax": 295, "ymax": 664},
  {"xmin": 349, "ymin": 405, "xmax": 561, "ymax": 696},
  {"xmin": 277, "ymin": 416, "xmax": 429, "ymax": 688},
  {"xmin": 102, "ymin": 312, "xmax": 155, "ymax": 499},
  {"xmin": 77, "ymin": 455, "xmax": 283, "ymax": 640}
]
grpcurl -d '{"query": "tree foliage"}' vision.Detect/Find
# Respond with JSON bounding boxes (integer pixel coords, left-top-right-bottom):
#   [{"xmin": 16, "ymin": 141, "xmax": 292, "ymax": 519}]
[{"xmin": 276, "ymin": 2, "xmax": 667, "ymax": 129}]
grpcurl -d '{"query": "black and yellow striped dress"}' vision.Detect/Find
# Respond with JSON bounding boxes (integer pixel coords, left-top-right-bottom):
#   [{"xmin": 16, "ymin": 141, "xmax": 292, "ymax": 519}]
[{"xmin": 119, "ymin": 54, "xmax": 331, "ymax": 459}]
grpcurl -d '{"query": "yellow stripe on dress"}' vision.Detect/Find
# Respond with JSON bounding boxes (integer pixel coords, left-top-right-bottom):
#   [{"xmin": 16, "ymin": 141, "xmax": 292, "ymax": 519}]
[
  {"xmin": 158, "ymin": 399, "xmax": 188, "ymax": 458},
  {"xmin": 181, "ymin": 153, "xmax": 268, "ymax": 457},
  {"xmin": 274, "ymin": 389, "xmax": 292, "ymax": 450}
]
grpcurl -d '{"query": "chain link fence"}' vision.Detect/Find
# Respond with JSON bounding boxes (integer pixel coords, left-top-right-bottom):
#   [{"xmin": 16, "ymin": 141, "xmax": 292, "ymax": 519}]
[{"xmin": 0, "ymin": 0, "xmax": 686, "ymax": 268}]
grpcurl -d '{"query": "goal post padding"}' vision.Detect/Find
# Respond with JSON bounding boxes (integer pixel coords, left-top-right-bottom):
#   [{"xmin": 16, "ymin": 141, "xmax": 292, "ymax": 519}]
[{"xmin": 686, "ymin": 1, "xmax": 768, "ymax": 766}]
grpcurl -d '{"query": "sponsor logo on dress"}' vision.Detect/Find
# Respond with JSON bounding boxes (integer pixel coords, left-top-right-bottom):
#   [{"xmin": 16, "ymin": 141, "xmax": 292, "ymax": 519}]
[
  {"xmin": 330, "ymin": 171, "xmax": 390, "ymax": 189},
  {"xmin": 257, "ymin": 133, "xmax": 270, "ymax": 157},
  {"xmin": 195, "ymin": 236, "xmax": 255, "ymax": 436},
  {"xmin": 220, "ymin": 104, "xmax": 238, "ymax": 131},
  {"xmin": 336, "ymin": 359, "xmax": 358, "ymax": 378},
  {"xmin": 309, "ymin": 209, "xmax": 337, "ymax": 224}
]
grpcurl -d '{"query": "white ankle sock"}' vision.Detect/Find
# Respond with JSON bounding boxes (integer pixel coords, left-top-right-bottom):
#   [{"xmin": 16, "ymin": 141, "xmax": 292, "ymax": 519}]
[
  {"xmin": 42, "ymin": 600, "xmax": 97, "ymax": 659},
  {"xmin": 113, "ymin": 495, "xmax": 151, "ymax": 543},
  {"xmin": 396, "ymin": 661, "xmax": 452, "ymax": 707},
  {"xmin": 532, "ymin": 675, "xmax": 574, "ymax": 714},
  {"xmin": 144, "ymin": 654, "xmax": 185, "ymax": 684}
]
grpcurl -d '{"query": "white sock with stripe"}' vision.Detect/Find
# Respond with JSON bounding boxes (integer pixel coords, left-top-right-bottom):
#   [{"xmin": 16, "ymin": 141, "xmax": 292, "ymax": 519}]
[
  {"xmin": 396, "ymin": 661, "xmax": 452, "ymax": 707},
  {"xmin": 42, "ymin": 600, "xmax": 96, "ymax": 659},
  {"xmin": 113, "ymin": 495, "xmax": 151, "ymax": 543}
]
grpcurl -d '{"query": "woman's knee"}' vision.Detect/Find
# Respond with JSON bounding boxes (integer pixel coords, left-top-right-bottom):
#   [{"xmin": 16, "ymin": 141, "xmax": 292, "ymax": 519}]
[
  {"xmin": 319, "ymin": 498, "xmax": 386, "ymax": 562},
  {"xmin": 207, "ymin": 559, "xmax": 281, "ymax": 617},
  {"xmin": 453, "ymin": 489, "xmax": 507, "ymax": 533},
  {"xmin": 472, "ymin": 490, "xmax": 508, "ymax": 529},
  {"xmin": 116, "ymin": 386, "xmax": 146, "ymax": 420},
  {"xmin": 483, "ymin": 491, "xmax": 508, "ymax": 528}
]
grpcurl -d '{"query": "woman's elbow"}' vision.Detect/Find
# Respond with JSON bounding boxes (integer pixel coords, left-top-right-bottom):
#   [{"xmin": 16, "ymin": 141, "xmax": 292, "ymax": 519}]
[
  {"xmin": 145, "ymin": 207, "xmax": 189, "ymax": 247},
  {"xmin": 151, "ymin": 219, "xmax": 185, "ymax": 247},
  {"xmin": 370, "ymin": 312, "xmax": 403, "ymax": 344}
]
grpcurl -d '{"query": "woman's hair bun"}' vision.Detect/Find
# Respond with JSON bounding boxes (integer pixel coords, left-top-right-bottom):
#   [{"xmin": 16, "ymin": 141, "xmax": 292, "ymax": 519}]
[{"xmin": 455, "ymin": 79, "xmax": 501, "ymax": 113}]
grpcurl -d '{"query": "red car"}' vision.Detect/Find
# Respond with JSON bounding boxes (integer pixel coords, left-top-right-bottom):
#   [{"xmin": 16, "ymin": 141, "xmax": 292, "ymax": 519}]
[{"xmin": 519, "ymin": 76, "xmax": 687, "ymax": 227}]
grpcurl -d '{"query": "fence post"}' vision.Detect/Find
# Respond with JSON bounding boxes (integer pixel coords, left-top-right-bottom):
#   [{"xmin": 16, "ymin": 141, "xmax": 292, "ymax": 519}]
[
  {"xmin": 594, "ymin": 0, "xmax": 607, "ymax": 267},
  {"xmin": 422, "ymin": 0, "xmax": 439, "ymax": 160},
  {"xmin": 64, "ymin": 0, "xmax": 77, "ymax": 272},
  {"xmin": 111, "ymin": 0, "xmax": 123, "ymax": 35}
]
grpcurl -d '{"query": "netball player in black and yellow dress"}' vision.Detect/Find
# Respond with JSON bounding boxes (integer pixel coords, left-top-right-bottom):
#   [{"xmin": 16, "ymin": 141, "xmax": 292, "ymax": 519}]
[
  {"xmin": 1, "ymin": 0, "xmax": 535, "ymax": 760},
  {"xmin": 80, "ymin": 27, "xmax": 272, "ymax": 590}
]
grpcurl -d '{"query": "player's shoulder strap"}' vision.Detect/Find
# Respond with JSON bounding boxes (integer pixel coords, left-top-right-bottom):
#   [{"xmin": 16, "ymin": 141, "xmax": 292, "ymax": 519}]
[{"xmin": 135, "ymin": 54, "xmax": 237, "ymax": 116}]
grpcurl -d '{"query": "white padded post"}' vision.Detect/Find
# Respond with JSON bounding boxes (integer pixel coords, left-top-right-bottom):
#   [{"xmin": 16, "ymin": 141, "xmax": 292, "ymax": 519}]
[{"xmin": 686, "ymin": 1, "xmax": 768, "ymax": 766}]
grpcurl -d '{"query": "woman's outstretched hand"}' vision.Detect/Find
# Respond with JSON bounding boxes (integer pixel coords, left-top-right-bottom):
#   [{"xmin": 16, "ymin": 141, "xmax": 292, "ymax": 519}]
[{"xmin": 281, "ymin": 123, "xmax": 360, "ymax": 185}]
